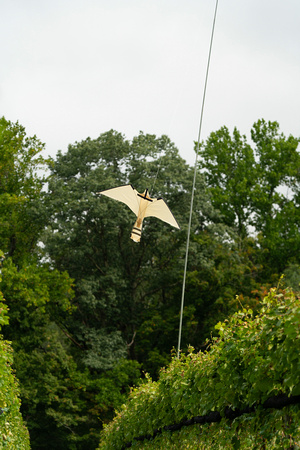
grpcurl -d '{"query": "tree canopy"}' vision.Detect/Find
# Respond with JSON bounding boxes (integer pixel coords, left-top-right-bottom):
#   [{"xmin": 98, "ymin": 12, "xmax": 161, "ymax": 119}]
[
  {"xmin": 199, "ymin": 119, "xmax": 300, "ymax": 278},
  {"xmin": 0, "ymin": 117, "xmax": 299, "ymax": 449},
  {"xmin": 43, "ymin": 130, "xmax": 230, "ymax": 374},
  {"xmin": 0, "ymin": 264, "xmax": 30, "ymax": 449}
]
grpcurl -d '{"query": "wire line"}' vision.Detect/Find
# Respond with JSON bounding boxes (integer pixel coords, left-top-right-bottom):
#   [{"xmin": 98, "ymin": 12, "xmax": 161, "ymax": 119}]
[{"xmin": 177, "ymin": 0, "xmax": 219, "ymax": 358}]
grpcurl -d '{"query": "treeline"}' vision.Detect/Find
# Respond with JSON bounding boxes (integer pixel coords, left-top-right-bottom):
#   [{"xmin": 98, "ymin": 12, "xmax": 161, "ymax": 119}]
[{"xmin": 0, "ymin": 116, "xmax": 299, "ymax": 448}]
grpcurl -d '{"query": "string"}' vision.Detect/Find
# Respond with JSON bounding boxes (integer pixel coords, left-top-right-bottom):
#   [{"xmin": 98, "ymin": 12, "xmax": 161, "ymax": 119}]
[
  {"xmin": 177, "ymin": 0, "xmax": 219, "ymax": 358},
  {"xmin": 150, "ymin": 156, "xmax": 162, "ymax": 196}
]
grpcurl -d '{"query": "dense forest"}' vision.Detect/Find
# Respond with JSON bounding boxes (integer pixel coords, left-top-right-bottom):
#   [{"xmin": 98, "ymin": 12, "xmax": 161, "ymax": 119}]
[{"xmin": 0, "ymin": 116, "xmax": 299, "ymax": 448}]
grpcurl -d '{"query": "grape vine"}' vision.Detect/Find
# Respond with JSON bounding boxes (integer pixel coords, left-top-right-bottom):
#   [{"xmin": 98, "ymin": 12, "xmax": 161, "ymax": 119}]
[{"xmin": 98, "ymin": 288, "xmax": 300, "ymax": 449}]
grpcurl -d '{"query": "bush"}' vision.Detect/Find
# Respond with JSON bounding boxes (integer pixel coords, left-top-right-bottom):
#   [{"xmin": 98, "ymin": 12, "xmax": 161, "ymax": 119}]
[
  {"xmin": 98, "ymin": 288, "xmax": 300, "ymax": 449},
  {"xmin": 0, "ymin": 288, "xmax": 30, "ymax": 449}
]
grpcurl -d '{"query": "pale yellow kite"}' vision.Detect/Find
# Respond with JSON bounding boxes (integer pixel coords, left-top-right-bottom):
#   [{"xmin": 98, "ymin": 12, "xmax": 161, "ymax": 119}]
[{"xmin": 99, "ymin": 184, "xmax": 180, "ymax": 242}]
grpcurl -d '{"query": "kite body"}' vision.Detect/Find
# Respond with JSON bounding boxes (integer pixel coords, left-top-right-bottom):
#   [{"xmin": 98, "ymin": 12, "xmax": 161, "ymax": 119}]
[{"xmin": 99, "ymin": 185, "xmax": 180, "ymax": 242}]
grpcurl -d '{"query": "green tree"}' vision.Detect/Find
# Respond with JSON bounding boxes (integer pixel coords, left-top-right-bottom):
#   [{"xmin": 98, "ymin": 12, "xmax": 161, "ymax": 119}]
[
  {"xmin": 251, "ymin": 120, "xmax": 300, "ymax": 275},
  {"xmin": 198, "ymin": 125, "xmax": 256, "ymax": 238},
  {"xmin": 0, "ymin": 118, "xmax": 266, "ymax": 448},
  {"xmin": 199, "ymin": 119, "xmax": 300, "ymax": 279},
  {"xmin": 0, "ymin": 119, "xmax": 143, "ymax": 449},
  {"xmin": 0, "ymin": 257, "xmax": 141, "ymax": 449},
  {"xmin": 0, "ymin": 116, "xmax": 47, "ymax": 262},
  {"xmin": 44, "ymin": 130, "xmax": 205, "ymax": 375},
  {"xmin": 44, "ymin": 130, "xmax": 256, "ymax": 378},
  {"xmin": 0, "ymin": 264, "xmax": 30, "ymax": 449}
]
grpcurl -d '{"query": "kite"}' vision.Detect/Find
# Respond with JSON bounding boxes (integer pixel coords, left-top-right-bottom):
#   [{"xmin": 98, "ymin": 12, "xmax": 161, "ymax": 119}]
[{"xmin": 99, "ymin": 184, "xmax": 180, "ymax": 242}]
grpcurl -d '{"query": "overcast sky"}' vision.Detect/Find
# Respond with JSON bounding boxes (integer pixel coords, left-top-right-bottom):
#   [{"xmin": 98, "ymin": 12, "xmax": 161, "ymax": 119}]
[{"xmin": 1, "ymin": 0, "xmax": 299, "ymax": 166}]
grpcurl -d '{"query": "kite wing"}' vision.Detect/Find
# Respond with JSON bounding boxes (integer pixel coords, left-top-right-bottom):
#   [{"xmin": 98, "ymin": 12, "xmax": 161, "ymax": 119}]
[
  {"xmin": 99, "ymin": 185, "xmax": 140, "ymax": 216},
  {"xmin": 145, "ymin": 198, "xmax": 180, "ymax": 229}
]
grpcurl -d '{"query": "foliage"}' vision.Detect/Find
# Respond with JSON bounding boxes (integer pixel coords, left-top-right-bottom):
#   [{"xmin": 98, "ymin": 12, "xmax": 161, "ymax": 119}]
[
  {"xmin": 43, "ymin": 130, "xmax": 239, "ymax": 375},
  {"xmin": 1, "ymin": 116, "xmax": 299, "ymax": 449},
  {"xmin": 98, "ymin": 288, "xmax": 300, "ymax": 449},
  {"xmin": 0, "ymin": 254, "xmax": 142, "ymax": 449},
  {"xmin": 0, "ymin": 269, "xmax": 30, "ymax": 449},
  {"xmin": 199, "ymin": 119, "xmax": 300, "ymax": 279},
  {"xmin": 0, "ymin": 116, "xmax": 47, "ymax": 263},
  {"xmin": 0, "ymin": 119, "xmax": 143, "ymax": 449}
]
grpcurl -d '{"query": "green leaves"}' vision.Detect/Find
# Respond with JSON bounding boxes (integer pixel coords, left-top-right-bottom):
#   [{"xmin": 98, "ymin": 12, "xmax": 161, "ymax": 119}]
[
  {"xmin": 0, "ymin": 284, "xmax": 30, "ymax": 449},
  {"xmin": 199, "ymin": 125, "xmax": 256, "ymax": 238},
  {"xmin": 0, "ymin": 117, "xmax": 48, "ymax": 264},
  {"xmin": 1, "ymin": 116, "xmax": 299, "ymax": 449},
  {"xmin": 199, "ymin": 119, "xmax": 300, "ymax": 296},
  {"xmin": 98, "ymin": 288, "xmax": 300, "ymax": 449},
  {"xmin": 200, "ymin": 120, "xmax": 300, "ymax": 243},
  {"xmin": 44, "ymin": 129, "xmax": 215, "ymax": 372}
]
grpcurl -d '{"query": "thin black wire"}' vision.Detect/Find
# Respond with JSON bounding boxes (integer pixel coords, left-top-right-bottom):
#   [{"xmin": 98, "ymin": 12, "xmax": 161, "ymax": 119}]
[{"xmin": 177, "ymin": 0, "xmax": 219, "ymax": 358}]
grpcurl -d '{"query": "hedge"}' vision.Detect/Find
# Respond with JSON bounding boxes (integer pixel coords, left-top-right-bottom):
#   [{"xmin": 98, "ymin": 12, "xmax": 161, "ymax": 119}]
[
  {"xmin": 98, "ymin": 288, "xmax": 300, "ymax": 449},
  {"xmin": 0, "ymin": 292, "xmax": 30, "ymax": 449}
]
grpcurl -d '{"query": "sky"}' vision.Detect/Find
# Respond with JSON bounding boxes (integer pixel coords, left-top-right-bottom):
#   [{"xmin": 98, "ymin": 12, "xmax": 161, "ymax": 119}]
[{"xmin": 1, "ymin": 0, "xmax": 300, "ymax": 166}]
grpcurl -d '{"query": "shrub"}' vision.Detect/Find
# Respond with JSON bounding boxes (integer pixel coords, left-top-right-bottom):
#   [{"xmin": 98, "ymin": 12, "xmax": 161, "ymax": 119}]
[
  {"xmin": 98, "ymin": 288, "xmax": 300, "ymax": 449},
  {"xmin": 0, "ymin": 286, "xmax": 30, "ymax": 449}
]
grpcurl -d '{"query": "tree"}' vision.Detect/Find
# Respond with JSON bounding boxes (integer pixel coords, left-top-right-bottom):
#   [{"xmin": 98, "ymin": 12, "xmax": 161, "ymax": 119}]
[
  {"xmin": 0, "ymin": 264, "xmax": 30, "ymax": 449},
  {"xmin": 198, "ymin": 125, "xmax": 256, "ymax": 238},
  {"xmin": 41, "ymin": 122, "xmax": 299, "ymax": 447},
  {"xmin": 0, "ymin": 117, "xmax": 83, "ymax": 447},
  {"xmin": 199, "ymin": 119, "xmax": 300, "ymax": 279},
  {"xmin": 251, "ymin": 120, "xmax": 300, "ymax": 275},
  {"xmin": 0, "ymin": 116, "xmax": 47, "ymax": 263},
  {"xmin": 44, "ymin": 130, "xmax": 243, "ymax": 376},
  {"xmin": 2, "ymin": 117, "xmax": 280, "ymax": 449},
  {"xmin": 0, "ymin": 119, "xmax": 143, "ymax": 449}
]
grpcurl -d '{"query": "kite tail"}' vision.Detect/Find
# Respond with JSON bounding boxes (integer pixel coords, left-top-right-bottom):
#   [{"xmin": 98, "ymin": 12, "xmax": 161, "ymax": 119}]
[{"xmin": 130, "ymin": 218, "xmax": 143, "ymax": 243}]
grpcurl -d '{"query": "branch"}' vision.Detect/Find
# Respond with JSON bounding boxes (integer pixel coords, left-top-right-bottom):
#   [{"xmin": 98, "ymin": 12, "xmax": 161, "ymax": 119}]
[
  {"xmin": 127, "ymin": 331, "xmax": 136, "ymax": 348},
  {"xmin": 57, "ymin": 325, "xmax": 83, "ymax": 349},
  {"xmin": 122, "ymin": 393, "xmax": 300, "ymax": 449}
]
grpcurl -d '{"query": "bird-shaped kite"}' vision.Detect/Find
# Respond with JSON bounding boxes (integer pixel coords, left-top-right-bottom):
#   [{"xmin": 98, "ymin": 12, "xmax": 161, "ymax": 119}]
[{"xmin": 99, "ymin": 184, "xmax": 180, "ymax": 242}]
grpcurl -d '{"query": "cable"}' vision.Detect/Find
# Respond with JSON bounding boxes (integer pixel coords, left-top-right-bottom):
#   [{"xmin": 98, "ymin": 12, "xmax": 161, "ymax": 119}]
[{"xmin": 177, "ymin": 0, "xmax": 219, "ymax": 358}]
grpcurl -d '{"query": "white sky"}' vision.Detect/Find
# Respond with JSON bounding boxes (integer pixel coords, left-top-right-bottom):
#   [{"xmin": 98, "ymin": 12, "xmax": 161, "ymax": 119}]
[{"xmin": 1, "ymin": 0, "xmax": 299, "ymax": 166}]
